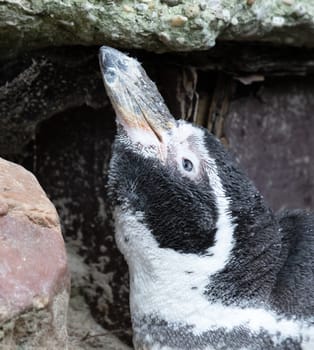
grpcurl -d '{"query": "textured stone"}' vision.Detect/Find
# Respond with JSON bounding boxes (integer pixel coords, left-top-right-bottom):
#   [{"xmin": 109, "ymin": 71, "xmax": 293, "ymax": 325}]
[
  {"xmin": 0, "ymin": 47, "xmax": 106, "ymax": 156},
  {"xmin": 0, "ymin": 157, "xmax": 69, "ymax": 348},
  {"xmin": 1, "ymin": 0, "xmax": 314, "ymax": 58}
]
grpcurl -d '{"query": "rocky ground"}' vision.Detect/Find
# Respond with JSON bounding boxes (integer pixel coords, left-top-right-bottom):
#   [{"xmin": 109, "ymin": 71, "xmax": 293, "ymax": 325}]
[{"xmin": 67, "ymin": 278, "xmax": 130, "ymax": 350}]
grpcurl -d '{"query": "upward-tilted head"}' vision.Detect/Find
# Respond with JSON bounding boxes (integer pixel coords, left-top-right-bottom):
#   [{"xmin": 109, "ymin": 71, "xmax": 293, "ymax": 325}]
[{"xmin": 99, "ymin": 47, "xmax": 314, "ymax": 350}]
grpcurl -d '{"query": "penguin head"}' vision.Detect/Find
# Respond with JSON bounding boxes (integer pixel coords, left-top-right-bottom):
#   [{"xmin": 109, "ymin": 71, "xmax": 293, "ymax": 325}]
[
  {"xmin": 111, "ymin": 118, "xmax": 224, "ymax": 252},
  {"xmin": 99, "ymin": 47, "xmax": 278, "ymax": 288}
]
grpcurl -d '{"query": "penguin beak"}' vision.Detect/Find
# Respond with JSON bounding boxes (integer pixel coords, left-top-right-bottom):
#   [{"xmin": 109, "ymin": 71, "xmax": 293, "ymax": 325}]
[{"xmin": 99, "ymin": 46, "xmax": 176, "ymax": 147}]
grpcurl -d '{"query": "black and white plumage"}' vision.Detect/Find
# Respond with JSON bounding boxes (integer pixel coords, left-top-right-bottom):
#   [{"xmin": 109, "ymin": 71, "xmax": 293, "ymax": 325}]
[{"xmin": 99, "ymin": 46, "xmax": 314, "ymax": 350}]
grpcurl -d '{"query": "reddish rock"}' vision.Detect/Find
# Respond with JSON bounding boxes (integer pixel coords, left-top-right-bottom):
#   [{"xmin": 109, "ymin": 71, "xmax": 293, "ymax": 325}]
[{"xmin": 0, "ymin": 157, "xmax": 70, "ymax": 348}]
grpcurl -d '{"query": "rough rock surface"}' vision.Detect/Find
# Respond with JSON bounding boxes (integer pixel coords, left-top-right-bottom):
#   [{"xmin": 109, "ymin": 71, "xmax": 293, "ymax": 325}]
[
  {"xmin": 0, "ymin": 157, "xmax": 69, "ymax": 349},
  {"xmin": 0, "ymin": 47, "xmax": 107, "ymax": 156},
  {"xmin": 1, "ymin": 0, "xmax": 314, "ymax": 58},
  {"xmin": 67, "ymin": 248, "xmax": 131, "ymax": 350}
]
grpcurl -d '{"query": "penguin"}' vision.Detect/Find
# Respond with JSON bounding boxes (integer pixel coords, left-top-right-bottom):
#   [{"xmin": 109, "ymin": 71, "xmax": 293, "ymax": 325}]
[{"xmin": 99, "ymin": 46, "xmax": 314, "ymax": 350}]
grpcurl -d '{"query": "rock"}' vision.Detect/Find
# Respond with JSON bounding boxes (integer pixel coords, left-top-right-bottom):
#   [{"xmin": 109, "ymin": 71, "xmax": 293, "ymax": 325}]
[
  {"xmin": 1, "ymin": 0, "xmax": 314, "ymax": 58},
  {"xmin": 0, "ymin": 47, "xmax": 107, "ymax": 156},
  {"xmin": 0, "ymin": 157, "xmax": 70, "ymax": 348}
]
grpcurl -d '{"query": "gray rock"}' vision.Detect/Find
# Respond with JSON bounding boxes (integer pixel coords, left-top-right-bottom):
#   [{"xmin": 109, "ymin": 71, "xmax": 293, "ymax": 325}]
[
  {"xmin": 0, "ymin": 48, "xmax": 107, "ymax": 156},
  {"xmin": 1, "ymin": 0, "xmax": 314, "ymax": 58}
]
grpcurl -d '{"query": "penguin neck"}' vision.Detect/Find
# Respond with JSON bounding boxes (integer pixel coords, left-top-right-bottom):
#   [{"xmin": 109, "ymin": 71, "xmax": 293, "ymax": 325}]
[
  {"xmin": 206, "ymin": 194, "xmax": 283, "ymax": 306},
  {"xmin": 115, "ymin": 201, "xmax": 283, "ymax": 335},
  {"xmin": 126, "ymin": 206, "xmax": 282, "ymax": 319}
]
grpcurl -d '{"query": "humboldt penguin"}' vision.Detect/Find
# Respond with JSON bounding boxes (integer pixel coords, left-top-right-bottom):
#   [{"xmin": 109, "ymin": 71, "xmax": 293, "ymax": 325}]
[{"xmin": 99, "ymin": 46, "xmax": 314, "ymax": 350}]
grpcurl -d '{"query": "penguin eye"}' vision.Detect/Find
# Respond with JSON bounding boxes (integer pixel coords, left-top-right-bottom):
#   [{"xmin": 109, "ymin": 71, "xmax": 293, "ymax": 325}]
[{"xmin": 182, "ymin": 158, "xmax": 193, "ymax": 172}]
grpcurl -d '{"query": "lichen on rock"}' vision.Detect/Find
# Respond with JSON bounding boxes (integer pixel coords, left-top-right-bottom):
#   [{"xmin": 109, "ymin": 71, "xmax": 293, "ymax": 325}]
[{"xmin": 1, "ymin": 0, "xmax": 314, "ymax": 58}]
